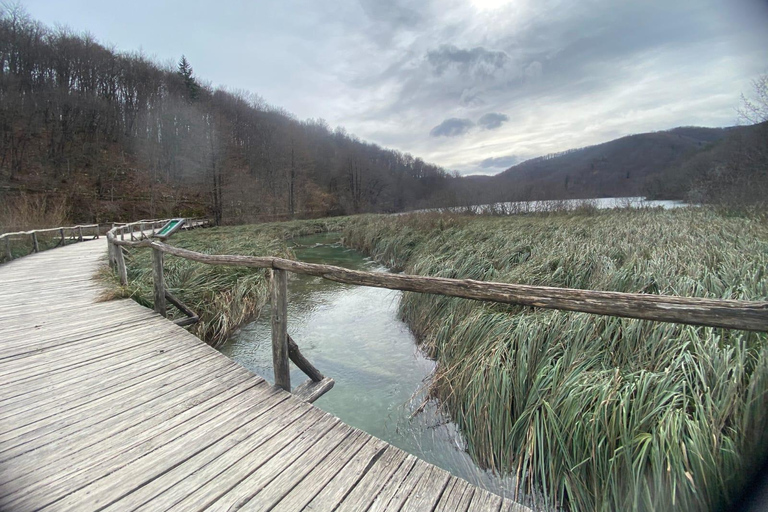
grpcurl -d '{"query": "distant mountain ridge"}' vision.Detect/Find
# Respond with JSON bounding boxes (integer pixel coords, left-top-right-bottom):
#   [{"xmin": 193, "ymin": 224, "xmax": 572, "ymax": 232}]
[{"xmin": 492, "ymin": 126, "xmax": 736, "ymax": 200}]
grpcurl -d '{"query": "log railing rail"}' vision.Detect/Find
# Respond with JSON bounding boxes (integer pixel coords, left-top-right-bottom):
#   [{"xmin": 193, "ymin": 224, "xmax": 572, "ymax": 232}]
[
  {"xmin": 1, "ymin": 223, "xmax": 101, "ymax": 261},
  {"xmin": 106, "ymin": 229, "xmax": 768, "ymax": 403}
]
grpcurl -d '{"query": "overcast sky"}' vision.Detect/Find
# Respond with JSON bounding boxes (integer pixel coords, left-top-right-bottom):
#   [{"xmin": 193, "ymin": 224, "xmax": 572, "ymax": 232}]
[{"xmin": 20, "ymin": 0, "xmax": 768, "ymax": 175}]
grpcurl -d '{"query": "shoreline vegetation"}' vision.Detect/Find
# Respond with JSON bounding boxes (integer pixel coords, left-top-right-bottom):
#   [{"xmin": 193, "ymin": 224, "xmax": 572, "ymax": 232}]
[
  {"xmin": 104, "ymin": 207, "xmax": 768, "ymax": 511},
  {"xmin": 101, "ymin": 218, "xmax": 346, "ymax": 346},
  {"xmin": 343, "ymin": 208, "xmax": 768, "ymax": 511}
]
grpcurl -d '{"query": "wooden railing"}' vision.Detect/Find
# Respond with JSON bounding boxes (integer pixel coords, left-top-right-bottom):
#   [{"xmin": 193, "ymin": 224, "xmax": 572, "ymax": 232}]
[
  {"xmin": 1, "ymin": 223, "xmax": 101, "ymax": 261},
  {"xmin": 106, "ymin": 227, "xmax": 768, "ymax": 404}
]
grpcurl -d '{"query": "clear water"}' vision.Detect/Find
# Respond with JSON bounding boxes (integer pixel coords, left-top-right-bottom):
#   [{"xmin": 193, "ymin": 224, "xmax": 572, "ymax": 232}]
[
  {"xmin": 220, "ymin": 232, "xmax": 520, "ymax": 499},
  {"xmin": 414, "ymin": 196, "xmax": 688, "ymax": 215}
]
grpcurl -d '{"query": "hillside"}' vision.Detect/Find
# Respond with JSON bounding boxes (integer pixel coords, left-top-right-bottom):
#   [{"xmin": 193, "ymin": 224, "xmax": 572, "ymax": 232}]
[
  {"xmin": 492, "ymin": 126, "xmax": 733, "ymax": 200},
  {"xmin": 0, "ymin": 7, "xmax": 456, "ymax": 226}
]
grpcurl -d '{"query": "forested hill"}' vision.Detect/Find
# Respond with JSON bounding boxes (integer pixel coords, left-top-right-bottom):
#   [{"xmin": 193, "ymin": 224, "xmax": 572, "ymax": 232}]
[
  {"xmin": 492, "ymin": 126, "xmax": 733, "ymax": 200},
  {"xmin": 0, "ymin": 8, "xmax": 457, "ymax": 224}
]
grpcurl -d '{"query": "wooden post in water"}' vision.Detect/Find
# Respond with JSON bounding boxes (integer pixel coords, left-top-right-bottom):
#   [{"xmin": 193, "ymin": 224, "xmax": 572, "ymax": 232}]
[
  {"xmin": 152, "ymin": 247, "xmax": 166, "ymax": 317},
  {"xmin": 271, "ymin": 269, "xmax": 290, "ymax": 391},
  {"xmin": 31, "ymin": 232, "xmax": 39, "ymax": 253},
  {"xmin": 5, "ymin": 237, "xmax": 11, "ymax": 261},
  {"xmin": 115, "ymin": 245, "xmax": 128, "ymax": 286}
]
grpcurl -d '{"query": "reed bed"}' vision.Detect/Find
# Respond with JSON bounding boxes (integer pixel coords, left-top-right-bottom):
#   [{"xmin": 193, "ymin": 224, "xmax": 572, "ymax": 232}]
[
  {"xmin": 343, "ymin": 208, "xmax": 768, "ymax": 511},
  {"xmin": 108, "ymin": 217, "xmax": 347, "ymax": 346}
]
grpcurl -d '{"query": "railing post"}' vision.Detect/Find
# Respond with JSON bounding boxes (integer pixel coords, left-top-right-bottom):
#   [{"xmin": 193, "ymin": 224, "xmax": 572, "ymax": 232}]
[
  {"xmin": 152, "ymin": 247, "xmax": 167, "ymax": 317},
  {"xmin": 271, "ymin": 269, "xmax": 290, "ymax": 391},
  {"xmin": 59, "ymin": 228, "xmax": 65, "ymax": 247},
  {"xmin": 31, "ymin": 232, "xmax": 39, "ymax": 253},
  {"xmin": 5, "ymin": 237, "xmax": 11, "ymax": 261},
  {"xmin": 78, "ymin": 226, "xmax": 83, "ymax": 242},
  {"xmin": 107, "ymin": 236, "xmax": 115, "ymax": 267},
  {"xmin": 115, "ymin": 244, "xmax": 128, "ymax": 286}
]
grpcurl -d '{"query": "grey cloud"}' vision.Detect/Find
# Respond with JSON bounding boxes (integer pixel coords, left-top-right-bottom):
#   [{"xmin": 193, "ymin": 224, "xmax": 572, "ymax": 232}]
[
  {"xmin": 430, "ymin": 118, "xmax": 474, "ymax": 137},
  {"xmin": 479, "ymin": 155, "xmax": 522, "ymax": 169},
  {"xmin": 478, "ymin": 112, "xmax": 509, "ymax": 130},
  {"xmin": 358, "ymin": 0, "xmax": 422, "ymax": 30},
  {"xmin": 426, "ymin": 44, "xmax": 512, "ymax": 79},
  {"xmin": 524, "ymin": 61, "xmax": 543, "ymax": 80}
]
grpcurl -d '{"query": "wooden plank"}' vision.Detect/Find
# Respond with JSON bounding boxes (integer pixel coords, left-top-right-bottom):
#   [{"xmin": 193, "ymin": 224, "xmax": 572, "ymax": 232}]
[
  {"xmin": 333, "ymin": 445, "xmax": 411, "ymax": 512},
  {"xmin": 162, "ymin": 408, "xmax": 336, "ymax": 511},
  {"xmin": 0, "ymin": 350, "xmax": 225, "ymax": 450},
  {"xmin": 1, "ymin": 368, "xmax": 257, "ymax": 475},
  {"xmin": 265, "ymin": 430, "xmax": 374, "ymax": 512},
  {"xmin": 100, "ymin": 398, "xmax": 312, "ymax": 511},
  {"xmin": 0, "ymin": 337, "xmax": 205, "ymax": 420},
  {"xmin": 209, "ymin": 421, "xmax": 352, "ymax": 511},
  {"xmin": 435, "ymin": 478, "xmax": 475, "ymax": 512},
  {"xmin": 400, "ymin": 465, "xmax": 452, "ymax": 511},
  {"xmin": 1, "ymin": 381, "xmax": 285, "ymax": 511},
  {"xmin": 367, "ymin": 458, "xmax": 432, "ymax": 512},
  {"xmin": 293, "ymin": 376, "xmax": 335, "ymax": 403},
  {"xmin": 271, "ymin": 268, "xmax": 290, "ymax": 390},
  {"xmin": 466, "ymin": 488, "xmax": 504, "ymax": 512}
]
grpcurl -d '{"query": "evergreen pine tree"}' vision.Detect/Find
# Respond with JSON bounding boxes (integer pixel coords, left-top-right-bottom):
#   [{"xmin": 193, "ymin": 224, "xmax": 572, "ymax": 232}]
[{"xmin": 177, "ymin": 55, "xmax": 199, "ymax": 101}]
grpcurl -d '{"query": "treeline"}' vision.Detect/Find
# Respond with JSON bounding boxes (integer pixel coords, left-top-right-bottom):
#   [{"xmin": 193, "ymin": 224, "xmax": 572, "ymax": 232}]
[
  {"xmin": 0, "ymin": 6, "xmax": 457, "ymax": 224},
  {"xmin": 653, "ymin": 121, "xmax": 768, "ymax": 208}
]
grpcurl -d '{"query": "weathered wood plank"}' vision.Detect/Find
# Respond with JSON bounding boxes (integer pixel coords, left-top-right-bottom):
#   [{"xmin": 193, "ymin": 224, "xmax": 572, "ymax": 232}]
[
  {"xmin": 114, "ymin": 244, "xmax": 128, "ymax": 285},
  {"xmin": 368, "ymin": 458, "xmax": 432, "ymax": 511},
  {"xmin": 163, "ymin": 409, "xmax": 335, "ymax": 512},
  {"xmin": 100, "ymin": 398, "xmax": 311, "ymax": 511},
  {"xmin": 268, "ymin": 430, "xmax": 377, "ymax": 512},
  {"xmin": 435, "ymin": 478, "xmax": 476, "ymax": 512},
  {"xmin": 293, "ymin": 376, "xmax": 335, "ymax": 403},
  {"xmin": 1, "ymin": 381, "xmax": 284, "ymax": 511},
  {"xmin": 211, "ymin": 421, "xmax": 352, "ymax": 511},
  {"xmin": 400, "ymin": 464, "xmax": 452, "ymax": 510},
  {"xmin": 466, "ymin": 487, "xmax": 504, "ymax": 512},
  {"xmin": 333, "ymin": 445, "xmax": 411, "ymax": 512}
]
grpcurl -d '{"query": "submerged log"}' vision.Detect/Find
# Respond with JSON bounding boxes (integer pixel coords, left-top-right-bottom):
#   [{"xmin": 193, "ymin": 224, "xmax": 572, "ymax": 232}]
[{"xmin": 287, "ymin": 334, "xmax": 324, "ymax": 382}]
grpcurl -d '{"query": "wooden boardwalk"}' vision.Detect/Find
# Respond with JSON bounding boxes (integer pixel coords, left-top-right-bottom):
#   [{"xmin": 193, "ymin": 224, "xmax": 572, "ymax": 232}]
[{"xmin": 0, "ymin": 240, "xmax": 529, "ymax": 511}]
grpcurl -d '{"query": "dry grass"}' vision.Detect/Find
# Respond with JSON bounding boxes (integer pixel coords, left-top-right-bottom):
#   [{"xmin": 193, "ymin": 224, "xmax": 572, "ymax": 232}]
[
  {"xmin": 0, "ymin": 193, "xmax": 69, "ymax": 233},
  {"xmin": 104, "ymin": 217, "xmax": 348, "ymax": 346},
  {"xmin": 343, "ymin": 207, "xmax": 768, "ymax": 511}
]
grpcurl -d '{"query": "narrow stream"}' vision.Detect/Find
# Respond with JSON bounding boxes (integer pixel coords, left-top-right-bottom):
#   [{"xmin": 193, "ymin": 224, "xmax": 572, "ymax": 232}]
[{"xmin": 220, "ymin": 232, "xmax": 518, "ymax": 498}]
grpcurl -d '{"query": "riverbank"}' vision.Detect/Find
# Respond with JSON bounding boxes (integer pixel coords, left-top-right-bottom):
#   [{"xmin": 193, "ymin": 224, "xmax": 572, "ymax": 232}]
[
  {"xmin": 102, "ymin": 217, "xmax": 347, "ymax": 345},
  {"xmin": 342, "ymin": 208, "xmax": 768, "ymax": 511}
]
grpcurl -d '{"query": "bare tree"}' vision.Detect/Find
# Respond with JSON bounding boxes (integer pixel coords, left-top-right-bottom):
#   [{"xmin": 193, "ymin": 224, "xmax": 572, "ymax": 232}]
[{"xmin": 738, "ymin": 73, "xmax": 768, "ymax": 124}]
